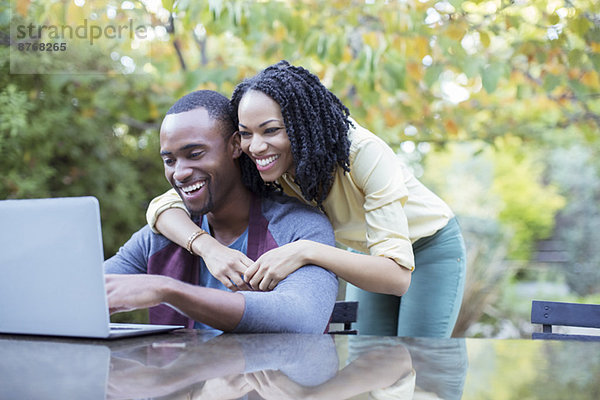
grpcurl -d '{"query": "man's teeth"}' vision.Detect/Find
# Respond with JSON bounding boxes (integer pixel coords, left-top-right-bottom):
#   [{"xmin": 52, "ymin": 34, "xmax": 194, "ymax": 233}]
[
  {"xmin": 182, "ymin": 182, "xmax": 205, "ymax": 193},
  {"xmin": 256, "ymin": 155, "xmax": 279, "ymax": 167}
]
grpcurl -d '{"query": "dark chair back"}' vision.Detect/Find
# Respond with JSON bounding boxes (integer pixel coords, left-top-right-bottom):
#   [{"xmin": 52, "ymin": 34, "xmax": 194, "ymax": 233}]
[
  {"xmin": 329, "ymin": 301, "xmax": 359, "ymax": 335},
  {"xmin": 531, "ymin": 300, "xmax": 600, "ymax": 341}
]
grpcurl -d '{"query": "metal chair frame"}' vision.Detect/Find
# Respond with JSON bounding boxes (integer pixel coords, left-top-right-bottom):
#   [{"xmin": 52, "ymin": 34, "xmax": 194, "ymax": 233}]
[
  {"xmin": 531, "ymin": 300, "xmax": 600, "ymax": 341},
  {"xmin": 329, "ymin": 301, "xmax": 359, "ymax": 335}
]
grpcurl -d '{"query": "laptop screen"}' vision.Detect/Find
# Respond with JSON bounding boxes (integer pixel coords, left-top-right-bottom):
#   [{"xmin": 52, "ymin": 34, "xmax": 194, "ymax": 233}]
[{"xmin": 0, "ymin": 197, "xmax": 112, "ymax": 338}]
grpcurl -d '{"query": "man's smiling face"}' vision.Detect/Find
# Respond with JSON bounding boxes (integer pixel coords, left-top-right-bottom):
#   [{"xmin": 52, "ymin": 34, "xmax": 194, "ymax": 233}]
[{"xmin": 159, "ymin": 107, "xmax": 240, "ymax": 217}]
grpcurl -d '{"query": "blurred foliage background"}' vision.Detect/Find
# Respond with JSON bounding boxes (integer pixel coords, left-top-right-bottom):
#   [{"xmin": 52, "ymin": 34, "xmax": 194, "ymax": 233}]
[{"xmin": 1, "ymin": 0, "xmax": 599, "ymax": 337}]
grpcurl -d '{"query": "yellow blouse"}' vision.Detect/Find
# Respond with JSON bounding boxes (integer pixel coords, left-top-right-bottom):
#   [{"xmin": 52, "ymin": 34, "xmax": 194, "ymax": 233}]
[{"xmin": 146, "ymin": 121, "xmax": 453, "ymax": 271}]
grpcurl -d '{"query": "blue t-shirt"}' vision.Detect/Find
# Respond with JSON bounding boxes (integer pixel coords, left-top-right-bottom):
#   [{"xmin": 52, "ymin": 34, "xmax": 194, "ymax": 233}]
[{"xmin": 194, "ymin": 217, "xmax": 248, "ymax": 331}]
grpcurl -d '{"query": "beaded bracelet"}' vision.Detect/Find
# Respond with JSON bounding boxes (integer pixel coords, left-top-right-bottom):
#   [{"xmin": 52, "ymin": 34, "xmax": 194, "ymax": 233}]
[{"xmin": 186, "ymin": 229, "xmax": 207, "ymax": 255}]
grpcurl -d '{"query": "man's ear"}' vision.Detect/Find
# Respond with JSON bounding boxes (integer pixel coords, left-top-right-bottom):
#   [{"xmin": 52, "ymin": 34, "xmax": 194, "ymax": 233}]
[{"xmin": 229, "ymin": 131, "xmax": 243, "ymax": 159}]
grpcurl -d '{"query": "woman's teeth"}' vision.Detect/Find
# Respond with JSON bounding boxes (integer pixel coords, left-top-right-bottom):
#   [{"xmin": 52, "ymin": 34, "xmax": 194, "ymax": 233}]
[{"xmin": 256, "ymin": 155, "xmax": 279, "ymax": 167}]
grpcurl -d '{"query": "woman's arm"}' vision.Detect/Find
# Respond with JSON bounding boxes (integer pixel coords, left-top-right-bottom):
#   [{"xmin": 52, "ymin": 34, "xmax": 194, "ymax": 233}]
[
  {"xmin": 243, "ymin": 342, "xmax": 413, "ymax": 400},
  {"xmin": 155, "ymin": 208, "xmax": 252, "ymax": 291},
  {"xmin": 245, "ymin": 240, "xmax": 411, "ymax": 296},
  {"xmin": 306, "ymin": 242, "xmax": 411, "ymax": 296}
]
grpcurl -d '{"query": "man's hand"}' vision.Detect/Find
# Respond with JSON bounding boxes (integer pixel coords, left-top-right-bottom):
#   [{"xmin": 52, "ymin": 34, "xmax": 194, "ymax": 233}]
[
  {"xmin": 244, "ymin": 240, "xmax": 309, "ymax": 291},
  {"xmin": 200, "ymin": 244, "xmax": 253, "ymax": 292},
  {"xmin": 105, "ymin": 274, "xmax": 170, "ymax": 314}
]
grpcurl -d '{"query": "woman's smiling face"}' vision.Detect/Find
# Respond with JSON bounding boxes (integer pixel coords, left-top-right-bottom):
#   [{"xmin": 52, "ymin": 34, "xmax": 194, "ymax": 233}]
[{"xmin": 237, "ymin": 90, "xmax": 295, "ymax": 182}]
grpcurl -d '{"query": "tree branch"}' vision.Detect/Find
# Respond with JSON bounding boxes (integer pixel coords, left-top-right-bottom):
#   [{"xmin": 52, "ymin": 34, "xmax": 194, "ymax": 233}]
[{"xmin": 166, "ymin": 14, "xmax": 187, "ymax": 71}]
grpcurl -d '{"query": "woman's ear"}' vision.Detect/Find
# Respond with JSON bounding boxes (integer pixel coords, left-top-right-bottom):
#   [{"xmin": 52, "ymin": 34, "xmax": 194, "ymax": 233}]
[{"xmin": 230, "ymin": 131, "xmax": 243, "ymax": 159}]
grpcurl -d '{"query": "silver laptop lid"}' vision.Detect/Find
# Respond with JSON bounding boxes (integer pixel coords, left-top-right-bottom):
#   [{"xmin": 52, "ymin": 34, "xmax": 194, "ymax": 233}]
[{"xmin": 0, "ymin": 196, "xmax": 111, "ymax": 338}]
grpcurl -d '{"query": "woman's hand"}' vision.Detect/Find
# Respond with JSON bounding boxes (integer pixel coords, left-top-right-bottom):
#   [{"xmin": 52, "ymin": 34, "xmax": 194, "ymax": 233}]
[
  {"xmin": 154, "ymin": 208, "xmax": 252, "ymax": 291},
  {"xmin": 244, "ymin": 370, "xmax": 312, "ymax": 400},
  {"xmin": 193, "ymin": 375, "xmax": 252, "ymax": 400},
  {"xmin": 244, "ymin": 240, "xmax": 310, "ymax": 291},
  {"xmin": 201, "ymin": 243, "xmax": 254, "ymax": 291}
]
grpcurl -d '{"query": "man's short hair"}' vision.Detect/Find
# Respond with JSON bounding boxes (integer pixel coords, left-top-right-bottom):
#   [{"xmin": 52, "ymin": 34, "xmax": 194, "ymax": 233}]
[{"xmin": 166, "ymin": 90, "xmax": 237, "ymax": 137}]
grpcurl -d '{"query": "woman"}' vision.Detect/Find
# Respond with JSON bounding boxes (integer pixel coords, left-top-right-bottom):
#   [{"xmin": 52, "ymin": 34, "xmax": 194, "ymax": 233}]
[{"xmin": 147, "ymin": 61, "xmax": 466, "ymax": 337}]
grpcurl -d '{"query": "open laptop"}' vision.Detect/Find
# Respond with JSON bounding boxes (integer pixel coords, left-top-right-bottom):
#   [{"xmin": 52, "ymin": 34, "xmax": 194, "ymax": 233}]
[{"xmin": 0, "ymin": 196, "xmax": 183, "ymax": 339}]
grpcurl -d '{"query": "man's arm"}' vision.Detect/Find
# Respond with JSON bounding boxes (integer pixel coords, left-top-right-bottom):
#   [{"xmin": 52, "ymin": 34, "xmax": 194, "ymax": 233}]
[
  {"xmin": 105, "ymin": 274, "xmax": 245, "ymax": 331},
  {"xmin": 104, "ymin": 226, "xmax": 246, "ymax": 331},
  {"xmin": 234, "ymin": 195, "xmax": 339, "ymax": 333},
  {"xmin": 105, "ymin": 264, "xmax": 337, "ymax": 333},
  {"xmin": 104, "ymin": 226, "xmax": 155, "ymax": 275},
  {"xmin": 234, "ymin": 265, "xmax": 337, "ymax": 333}
]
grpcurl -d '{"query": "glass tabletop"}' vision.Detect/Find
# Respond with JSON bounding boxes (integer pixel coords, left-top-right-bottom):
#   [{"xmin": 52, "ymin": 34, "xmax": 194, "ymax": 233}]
[{"xmin": 1, "ymin": 330, "xmax": 599, "ymax": 399}]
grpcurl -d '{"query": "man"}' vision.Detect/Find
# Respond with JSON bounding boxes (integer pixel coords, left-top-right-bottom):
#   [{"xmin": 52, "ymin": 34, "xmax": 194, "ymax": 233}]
[{"xmin": 104, "ymin": 90, "xmax": 338, "ymax": 333}]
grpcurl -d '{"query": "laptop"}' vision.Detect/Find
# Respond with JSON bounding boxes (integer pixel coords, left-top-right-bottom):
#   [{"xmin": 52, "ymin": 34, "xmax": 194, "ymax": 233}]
[{"xmin": 0, "ymin": 196, "xmax": 183, "ymax": 339}]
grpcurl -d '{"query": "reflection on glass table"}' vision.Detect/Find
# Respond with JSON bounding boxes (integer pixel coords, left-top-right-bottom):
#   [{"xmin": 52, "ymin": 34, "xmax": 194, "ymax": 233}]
[
  {"xmin": 1, "ymin": 330, "xmax": 600, "ymax": 399},
  {"xmin": 0, "ymin": 331, "xmax": 414, "ymax": 400}
]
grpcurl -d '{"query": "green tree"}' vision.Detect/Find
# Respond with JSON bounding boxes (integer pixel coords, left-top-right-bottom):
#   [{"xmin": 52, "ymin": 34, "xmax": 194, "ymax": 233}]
[
  {"xmin": 546, "ymin": 145, "xmax": 600, "ymax": 296},
  {"xmin": 3, "ymin": 0, "xmax": 599, "ymax": 329},
  {"xmin": 0, "ymin": 39, "xmax": 172, "ymax": 256}
]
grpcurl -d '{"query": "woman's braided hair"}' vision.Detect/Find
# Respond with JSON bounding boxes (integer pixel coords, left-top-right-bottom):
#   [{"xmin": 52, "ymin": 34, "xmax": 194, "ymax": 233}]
[{"xmin": 231, "ymin": 60, "xmax": 352, "ymax": 207}]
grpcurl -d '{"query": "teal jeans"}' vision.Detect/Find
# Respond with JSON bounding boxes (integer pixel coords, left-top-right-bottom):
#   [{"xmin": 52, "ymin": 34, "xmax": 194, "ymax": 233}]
[{"xmin": 345, "ymin": 217, "xmax": 466, "ymax": 337}]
